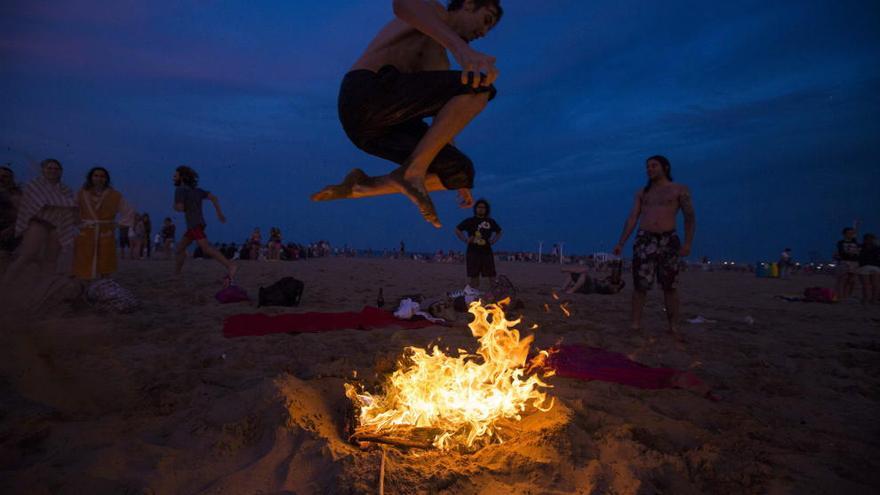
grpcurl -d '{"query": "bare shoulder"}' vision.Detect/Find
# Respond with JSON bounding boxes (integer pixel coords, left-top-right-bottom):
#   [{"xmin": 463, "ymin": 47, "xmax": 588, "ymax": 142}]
[{"xmin": 676, "ymin": 183, "xmax": 692, "ymax": 197}]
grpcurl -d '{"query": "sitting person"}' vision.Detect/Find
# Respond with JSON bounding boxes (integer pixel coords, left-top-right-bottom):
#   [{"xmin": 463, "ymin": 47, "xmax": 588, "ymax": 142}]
[{"xmin": 561, "ymin": 260, "xmax": 626, "ymax": 295}]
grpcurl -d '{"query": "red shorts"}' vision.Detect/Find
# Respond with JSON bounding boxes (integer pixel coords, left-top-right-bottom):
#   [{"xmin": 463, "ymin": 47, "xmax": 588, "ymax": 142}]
[{"xmin": 184, "ymin": 225, "xmax": 207, "ymax": 240}]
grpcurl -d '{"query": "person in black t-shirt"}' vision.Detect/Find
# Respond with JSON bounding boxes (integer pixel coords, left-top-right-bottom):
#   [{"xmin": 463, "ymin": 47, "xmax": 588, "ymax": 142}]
[
  {"xmin": 834, "ymin": 227, "xmax": 860, "ymax": 300},
  {"xmin": 455, "ymin": 199, "xmax": 502, "ymax": 290}
]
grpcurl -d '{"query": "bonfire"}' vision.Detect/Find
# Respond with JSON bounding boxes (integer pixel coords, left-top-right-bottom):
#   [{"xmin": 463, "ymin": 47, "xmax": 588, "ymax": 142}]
[{"xmin": 345, "ymin": 299, "xmax": 553, "ymax": 451}]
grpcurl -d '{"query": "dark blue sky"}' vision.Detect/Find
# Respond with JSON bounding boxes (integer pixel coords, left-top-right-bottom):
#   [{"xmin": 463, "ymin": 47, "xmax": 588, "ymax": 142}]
[{"xmin": 2, "ymin": 0, "xmax": 878, "ymax": 261}]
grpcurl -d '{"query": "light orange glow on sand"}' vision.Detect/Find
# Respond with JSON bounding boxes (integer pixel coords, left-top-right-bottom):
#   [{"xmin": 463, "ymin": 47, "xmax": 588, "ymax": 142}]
[{"xmin": 345, "ymin": 300, "xmax": 553, "ymax": 450}]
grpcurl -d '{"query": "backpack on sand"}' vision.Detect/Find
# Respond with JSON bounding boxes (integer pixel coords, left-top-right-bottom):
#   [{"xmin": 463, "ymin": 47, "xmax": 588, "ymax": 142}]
[{"xmin": 258, "ymin": 277, "xmax": 304, "ymax": 307}]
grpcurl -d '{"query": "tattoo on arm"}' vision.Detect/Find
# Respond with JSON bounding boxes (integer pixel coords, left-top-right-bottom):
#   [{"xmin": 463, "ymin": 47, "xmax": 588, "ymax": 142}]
[{"xmin": 680, "ymin": 191, "xmax": 695, "ymax": 219}]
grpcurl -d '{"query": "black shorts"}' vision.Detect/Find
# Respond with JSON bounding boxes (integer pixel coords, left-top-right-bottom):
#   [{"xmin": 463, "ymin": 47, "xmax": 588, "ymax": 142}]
[
  {"xmin": 467, "ymin": 249, "xmax": 496, "ymax": 278},
  {"xmin": 338, "ymin": 65, "xmax": 497, "ymax": 191}
]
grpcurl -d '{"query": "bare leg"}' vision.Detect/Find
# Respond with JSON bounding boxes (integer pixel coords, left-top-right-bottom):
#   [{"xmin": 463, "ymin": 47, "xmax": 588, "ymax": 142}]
[
  {"xmin": 2, "ymin": 222, "xmax": 49, "ymax": 285},
  {"xmin": 570, "ymin": 273, "xmax": 589, "ymax": 294},
  {"xmin": 844, "ymin": 274, "xmax": 856, "ymax": 299},
  {"xmin": 314, "ymin": 172, "xmax": 447, "ymax": 200},
  {"xmin": 175, "ymin": 236, "xmax": 193, "ymax": 275},
  {"xmin": 834, "ymin": 273, "xmax": 846, "ymax": 300},
  {"xmin": 313, "ymin": 92, "xmax": 490, "ymax": 227},
  {"xmin": 560, "ymin": 274, "xmax": 575, "ymax": 292},
  {"xmin": 663, "ymin": 289, "xmax": 684, "ymax": 341},
  {"xmin": 631, "ymin": 289, "xmax": 647, "ymax": 330},
  {"xmin": 196, "ymin": 238, "xmax": 237, "ymax": 280}
]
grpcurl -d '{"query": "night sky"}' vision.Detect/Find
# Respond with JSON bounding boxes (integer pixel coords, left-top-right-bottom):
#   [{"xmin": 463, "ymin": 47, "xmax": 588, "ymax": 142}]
[{"xmin": 2, "ymin": 0, "xmax": 878, "ymax": 261}]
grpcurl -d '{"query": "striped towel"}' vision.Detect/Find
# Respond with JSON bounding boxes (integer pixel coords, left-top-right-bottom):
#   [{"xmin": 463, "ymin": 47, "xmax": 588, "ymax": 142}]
[{"xmin": 15, "ymin": 176, "xmax": 77, "ymax": 246}]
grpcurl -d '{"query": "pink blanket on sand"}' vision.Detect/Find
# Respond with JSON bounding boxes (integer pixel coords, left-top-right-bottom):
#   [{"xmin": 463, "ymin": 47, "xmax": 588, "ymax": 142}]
[
  {"xmin": 545, "ymin": 344, "xmax": 714, "ymax": 399},
  {"xmin": 223, "ymin": 306, "xmax": 435, "ymax": 338}
]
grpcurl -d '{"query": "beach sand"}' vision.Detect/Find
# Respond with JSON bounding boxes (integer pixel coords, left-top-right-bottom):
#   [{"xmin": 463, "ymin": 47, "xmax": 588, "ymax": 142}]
[{"xmin": 1, "ymin": 257, "xmax": 878, "ymax": 494}]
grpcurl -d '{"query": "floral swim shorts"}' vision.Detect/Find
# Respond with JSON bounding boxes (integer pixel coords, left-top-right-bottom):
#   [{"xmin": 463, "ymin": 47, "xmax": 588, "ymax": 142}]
[{"xmin": 632, "ymin": 230, "xmax": 680, "ymax": 291}]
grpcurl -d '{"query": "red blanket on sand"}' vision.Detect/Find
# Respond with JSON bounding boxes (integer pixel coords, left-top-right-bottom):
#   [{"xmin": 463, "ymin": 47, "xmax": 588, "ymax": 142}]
[
  {"xmin": 545, "ymin": 344, "xmax": 714, "ymax": 398},
  {"xmin": 223, "ymin": 306, "xmax": 435, "ymax": 338}
]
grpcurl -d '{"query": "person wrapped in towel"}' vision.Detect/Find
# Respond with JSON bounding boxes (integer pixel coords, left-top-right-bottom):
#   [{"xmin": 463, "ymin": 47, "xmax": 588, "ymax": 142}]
[{"xmin": 72, "ymin": 167, "xmax": 136, "ymax": 280}]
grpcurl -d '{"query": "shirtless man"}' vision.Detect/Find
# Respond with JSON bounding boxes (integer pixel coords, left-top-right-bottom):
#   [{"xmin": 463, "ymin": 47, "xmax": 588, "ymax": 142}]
[
  {"xmin": 613, "ymin": 155, "xmax": 696, "ymax": 340},
  {"xmin": 311, "ymin": 0, "xmax": 503, "ymax": 228}
]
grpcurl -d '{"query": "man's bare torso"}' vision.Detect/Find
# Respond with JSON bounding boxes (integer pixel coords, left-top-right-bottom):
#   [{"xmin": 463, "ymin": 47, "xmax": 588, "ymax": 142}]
[
  {"xmin": 351, "ymin": 10, "xmax": 451, "ymax": 73},
  {"xmin": 638, "ymin": 182, "xmax": 687, "ymax": 233}
]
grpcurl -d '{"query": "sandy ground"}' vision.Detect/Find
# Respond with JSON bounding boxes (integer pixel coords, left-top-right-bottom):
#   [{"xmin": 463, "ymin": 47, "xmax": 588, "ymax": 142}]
[{"xmin": 1, "ymin": 256, "xmax": 878, "ymax": 494}]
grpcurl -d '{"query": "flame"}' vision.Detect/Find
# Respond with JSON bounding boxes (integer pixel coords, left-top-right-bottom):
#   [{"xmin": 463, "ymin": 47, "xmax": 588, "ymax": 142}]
[
  {"xmin": 551, "ymin": 291, "xmax": 560, "ymax": 300},
  {"xmin": 345, "ymin": 300, "xmax": 553, "ymax": 450}
]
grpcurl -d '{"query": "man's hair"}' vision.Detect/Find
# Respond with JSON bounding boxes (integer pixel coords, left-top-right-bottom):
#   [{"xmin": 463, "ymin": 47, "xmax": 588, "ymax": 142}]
[
  {"xmin": 0, "ymin": 165, "xmax": 13, "ymax": 175},
  {"xmin": 176, "ymin": 165, "xmax": 199, "ymax": 187},
  {"xmin": 84, "ymin": 166, "xmax": 111, "ymax": 190},
  {"xmin": 41, "ymin": 158, "xmax": 62, "ymax": 169},
  {"xmin": 473, "ymin": 198, "xmax": 491, "ymax": 216},
  {"xmin": 842, "ymin": 227, "xmax": 854, "ymax": 235},
  {"xmin": 643, "ymin": 155, "xmax": 673, "ymax": 193},
  {"xmin": 448, "ymin": 0, "xmax": 503, "ymax": 22}
]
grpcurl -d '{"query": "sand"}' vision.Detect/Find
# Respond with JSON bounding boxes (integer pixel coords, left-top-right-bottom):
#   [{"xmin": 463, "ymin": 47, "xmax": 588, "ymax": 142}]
[{"xmin": 1, "ymin": 257, "xmax": 878, "ymax": 494}]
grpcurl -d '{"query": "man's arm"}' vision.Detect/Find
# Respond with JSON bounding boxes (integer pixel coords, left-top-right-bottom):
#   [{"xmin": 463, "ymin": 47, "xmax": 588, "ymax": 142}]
[
  {"xmin": 207, "ymin": 193, "xmax": 227, "ymax": 223},
  {"xmin": 613, "ymin": 192, "xmax": 642, "ymax": 255},
  {"xmin": 490, "ymin": 230, "xmax": 503, "ymax": 245},
  {"xmin": 392, "ymin": 0, "xmax": 498, "ymax": 87},
  {"xmin": 455, "ymin": 228, "xmax": 470, "ymax": 244},
  {"xmin": 679, "ymin": 186, "xmax": 696, "ymax": 257}
]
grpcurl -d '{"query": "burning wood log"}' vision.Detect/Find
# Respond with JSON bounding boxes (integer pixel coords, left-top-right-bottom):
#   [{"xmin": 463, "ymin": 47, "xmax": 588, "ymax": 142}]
[{"xmin": 350, "ymin": 426, "xmax": 443, "ymax": 450}]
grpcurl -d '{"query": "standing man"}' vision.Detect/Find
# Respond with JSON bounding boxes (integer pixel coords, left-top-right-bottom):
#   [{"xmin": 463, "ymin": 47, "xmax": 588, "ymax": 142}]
[
  {"xmin": 311, "ymin": 0, "xmax": 503, "ymax": 228},
  {"xmin": 455, "ymin": 198, "xmax": 501, "ymax": 289},
  {"xmin": 613, "ymin": 156, "xmax": 696, "ymax": 341},
  {"xmin": 172, "ymin": 166, "xmax": 237, "ymax": 282}
]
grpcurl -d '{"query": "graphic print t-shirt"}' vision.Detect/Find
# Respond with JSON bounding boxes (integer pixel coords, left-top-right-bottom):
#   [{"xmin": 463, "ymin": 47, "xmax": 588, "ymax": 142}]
[
  {"xmin": 837, "ymin": 239, "xmax": 860, "ymax": 262},
  {"xmin": 457, "ymin": 216, "xmax": 501, "ymax": 253}
]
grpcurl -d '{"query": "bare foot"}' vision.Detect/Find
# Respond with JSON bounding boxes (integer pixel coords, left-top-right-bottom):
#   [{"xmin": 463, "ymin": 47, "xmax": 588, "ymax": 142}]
[
  {"xmin": 310, "ymin": 168, "xmax": 368, "ymax": 201},
  {"xmin": 228, "ymin": 263, "xmax": 238, "ymax": 282},
  {"xmin": 390, "ymin": 169, "xmax": 440, "ymax": 228}
]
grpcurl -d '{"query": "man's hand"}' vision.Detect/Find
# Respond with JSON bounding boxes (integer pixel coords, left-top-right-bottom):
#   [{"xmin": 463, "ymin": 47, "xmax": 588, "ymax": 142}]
[
  {"xmin": 453, "ymin": 45, "xmax": 498, "ymax": 88},
  {"xmin": 613, "ymin": 243, "xmax": 623, "ymax": 256},
  {"xmin": 457, "ymin": 188, "xmax": 474, "ymax": 208},
  {"xmin": 679, "ymin": 244, "xmax": 691, "ymax": 257}
]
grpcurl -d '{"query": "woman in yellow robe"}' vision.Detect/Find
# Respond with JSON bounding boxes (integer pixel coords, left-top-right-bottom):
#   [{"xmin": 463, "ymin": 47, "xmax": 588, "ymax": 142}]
[{"xmin": 73, "ymin": 167, "xmax": 135, "ymax": 280}]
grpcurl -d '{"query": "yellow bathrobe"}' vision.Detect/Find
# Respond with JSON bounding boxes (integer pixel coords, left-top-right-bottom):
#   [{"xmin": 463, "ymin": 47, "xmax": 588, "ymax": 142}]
[{"xmin": 72, "ymin": 188, "xmax": 135, "ymax": 280}]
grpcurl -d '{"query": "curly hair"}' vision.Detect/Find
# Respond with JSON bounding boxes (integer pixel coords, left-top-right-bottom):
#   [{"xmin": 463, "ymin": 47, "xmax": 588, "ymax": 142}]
[{"xmin": 176, "ymin": 165, "xmax": 199, "ymax": 187}]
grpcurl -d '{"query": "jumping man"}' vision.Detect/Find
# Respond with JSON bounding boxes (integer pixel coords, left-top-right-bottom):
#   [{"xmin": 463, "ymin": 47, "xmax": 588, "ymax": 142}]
[{"xmin": 311, "ymin": 0, "xmax": 503, "ymax": 228}]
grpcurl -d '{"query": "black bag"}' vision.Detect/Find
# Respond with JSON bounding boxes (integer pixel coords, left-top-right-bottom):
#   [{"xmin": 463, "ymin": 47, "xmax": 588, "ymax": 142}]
[{"xmin": 258, "ymin": 277, "xmax": 304, "ymax": 307}]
